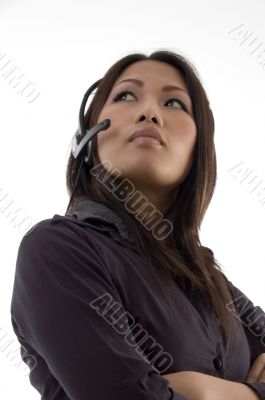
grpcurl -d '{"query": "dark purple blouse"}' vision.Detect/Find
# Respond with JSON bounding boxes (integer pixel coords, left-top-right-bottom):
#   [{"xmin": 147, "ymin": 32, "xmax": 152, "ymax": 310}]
[{"xmin": 10, "ymin": 198, "xmax": 265, "ymax": 399}]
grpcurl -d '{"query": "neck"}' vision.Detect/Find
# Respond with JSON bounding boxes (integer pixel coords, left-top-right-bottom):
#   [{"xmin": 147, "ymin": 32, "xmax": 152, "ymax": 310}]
[{"xmin": 125, "ymin": 185, "xmax": 179, "ymax": 223}]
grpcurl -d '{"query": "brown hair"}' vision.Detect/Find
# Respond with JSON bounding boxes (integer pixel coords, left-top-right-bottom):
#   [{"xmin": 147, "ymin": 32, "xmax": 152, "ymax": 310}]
[{"xmin": 65, "ymin": 50, "xmax": 244, "ymax": 345}]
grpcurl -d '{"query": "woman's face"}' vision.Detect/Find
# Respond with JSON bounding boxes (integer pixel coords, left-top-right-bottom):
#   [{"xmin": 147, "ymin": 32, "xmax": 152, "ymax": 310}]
[{"xmin": 96, "ymin": 60, "xmax": 197, "ymax": 210}]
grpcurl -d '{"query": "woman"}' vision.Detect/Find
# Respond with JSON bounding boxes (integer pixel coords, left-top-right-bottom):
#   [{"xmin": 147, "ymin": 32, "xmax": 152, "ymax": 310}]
[{"xmin": 10, "ymin": 50, "xmax": 265, "ymax": 400}]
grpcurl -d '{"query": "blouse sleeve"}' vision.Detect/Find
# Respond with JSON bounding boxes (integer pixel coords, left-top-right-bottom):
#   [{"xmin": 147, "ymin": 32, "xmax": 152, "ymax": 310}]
[
  {"xmin": 10, "ymin": 221, "xmax": 188, "ymax": 400},
  {"xmin": 227, "ymin": 280, "xmax": 265, "ymax": 400}
]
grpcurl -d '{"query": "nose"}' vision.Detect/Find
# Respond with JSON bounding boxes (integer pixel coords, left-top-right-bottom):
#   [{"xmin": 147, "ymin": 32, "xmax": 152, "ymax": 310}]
[{"xmin": 136, "ymin": 102, "xmax": 163, "ymax": 127}]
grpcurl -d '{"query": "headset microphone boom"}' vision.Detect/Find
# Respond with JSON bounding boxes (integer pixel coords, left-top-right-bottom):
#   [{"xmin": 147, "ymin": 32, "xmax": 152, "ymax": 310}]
[{"xmin": 66, "ymin": 79, "xmax": 111, "ymax": 213}]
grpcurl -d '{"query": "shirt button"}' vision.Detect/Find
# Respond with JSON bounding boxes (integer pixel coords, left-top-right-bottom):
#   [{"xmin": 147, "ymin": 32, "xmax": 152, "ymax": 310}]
[{"xmin": 213, "ymin": 357, "xmax": 223, "ymax": 370}]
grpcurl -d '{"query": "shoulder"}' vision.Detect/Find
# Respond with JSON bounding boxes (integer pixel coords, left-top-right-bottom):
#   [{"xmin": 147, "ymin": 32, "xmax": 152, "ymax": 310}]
[
  {"xmin": 20, "ymin": 214, "xmax": 98, "ymax": 247},
  {"xmin": 16, "ymin": 215, "xmax": 105, "ymax": 273}
]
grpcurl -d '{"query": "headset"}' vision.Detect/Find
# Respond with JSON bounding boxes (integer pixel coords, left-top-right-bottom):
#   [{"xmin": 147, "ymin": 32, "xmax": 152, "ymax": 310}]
[{"xmin": 66, "ymin": 79, "xmax": 111, "ymax": 213}]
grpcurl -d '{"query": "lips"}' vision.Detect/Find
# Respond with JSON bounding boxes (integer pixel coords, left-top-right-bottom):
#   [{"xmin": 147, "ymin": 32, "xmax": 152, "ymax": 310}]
[{"xmin": 129, "ymin": 127, "xmax": 164, "ymax": 145}]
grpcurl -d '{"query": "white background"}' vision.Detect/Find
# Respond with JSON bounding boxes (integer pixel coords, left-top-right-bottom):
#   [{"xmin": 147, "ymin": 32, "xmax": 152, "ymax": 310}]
[{"xmin": 0, "ymin": 0, "xmax": 265, "ymax": 398}]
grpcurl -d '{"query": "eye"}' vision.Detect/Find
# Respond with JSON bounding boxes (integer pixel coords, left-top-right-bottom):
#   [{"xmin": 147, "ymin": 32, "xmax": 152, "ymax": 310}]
[
  {"xmin": 166, "ymin": 98, "xmax": 188, "ymax": 111},
  {"xmin": 113, "ymin": 89, "xmax": 188, "ymax": 112},
  {"xmin": 113, "ymin": 90, "xmax": 135, "ymax": 102}
]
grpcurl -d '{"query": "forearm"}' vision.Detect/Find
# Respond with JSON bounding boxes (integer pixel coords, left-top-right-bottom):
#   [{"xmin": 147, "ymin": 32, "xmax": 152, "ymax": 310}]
[
  {"xmin": 233, "ymin": 383, "xmax": 261, "ymax": 400},
  {"xmin": 203, "ymin": 376, "xmax": 261, "ymax": 400},
  {"xmin": 162, "ymin": 371, "xmax": 261, "ymax": 400}
]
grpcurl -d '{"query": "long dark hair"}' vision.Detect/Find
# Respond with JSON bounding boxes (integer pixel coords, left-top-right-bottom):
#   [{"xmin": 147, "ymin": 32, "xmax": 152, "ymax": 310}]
[{"xmin": 65, "ymin": 50, "xmax": 244, "ymax": 345}]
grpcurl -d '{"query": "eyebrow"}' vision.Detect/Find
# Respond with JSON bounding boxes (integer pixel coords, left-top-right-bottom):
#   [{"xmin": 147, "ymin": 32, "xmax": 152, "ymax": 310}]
[{"xmin": 113, "ymin": 78, "xmax": 189, "ymax": 96}]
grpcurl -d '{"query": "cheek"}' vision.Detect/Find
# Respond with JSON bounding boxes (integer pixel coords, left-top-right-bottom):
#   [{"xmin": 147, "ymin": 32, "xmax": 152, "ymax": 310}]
[
  {"xmin": 96, "ymin": 124, "xmax": 121, "ymax": 161},
  {"xmin": 186, "ymin": 128, "xmax": 197, "ymax": 149},
  {"xmin": 97, "ymin": 133, "xmax": 112, "ymax": 158},
  {"xmin": 97, "ymin": 105, "xmax": 130, "ymax": 150},
  {"xmin": 97, "ymin": 106, "xmax": 120, "ymax": 139},
  {"xmin": 171, "ymin": 121, "xmax": 197, "ymax": 152},
  {"xmin": 97, "ymin": 101, "xmax": 120, "ymax": 123},
  {"xmin": 96, "ymin": 108, "xmax": 115, "ymax": 152}
]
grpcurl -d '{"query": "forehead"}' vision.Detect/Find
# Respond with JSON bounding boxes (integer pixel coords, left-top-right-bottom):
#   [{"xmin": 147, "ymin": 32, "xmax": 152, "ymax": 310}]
[{"xmin": 113, "ymin": 60, "xmax": 187, "ymax": 89}]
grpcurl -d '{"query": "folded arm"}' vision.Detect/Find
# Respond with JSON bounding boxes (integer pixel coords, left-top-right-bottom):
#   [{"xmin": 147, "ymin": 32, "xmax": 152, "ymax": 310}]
[{"xmin": 162, "ymin": 371, "xmax": 261, "ymax": 400}]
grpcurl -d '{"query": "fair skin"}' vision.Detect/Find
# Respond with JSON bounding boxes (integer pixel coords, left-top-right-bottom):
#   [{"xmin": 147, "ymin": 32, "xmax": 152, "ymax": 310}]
[{"xmin": 96, "ymin": 60, "xmax": 197, "ymax": 219}]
